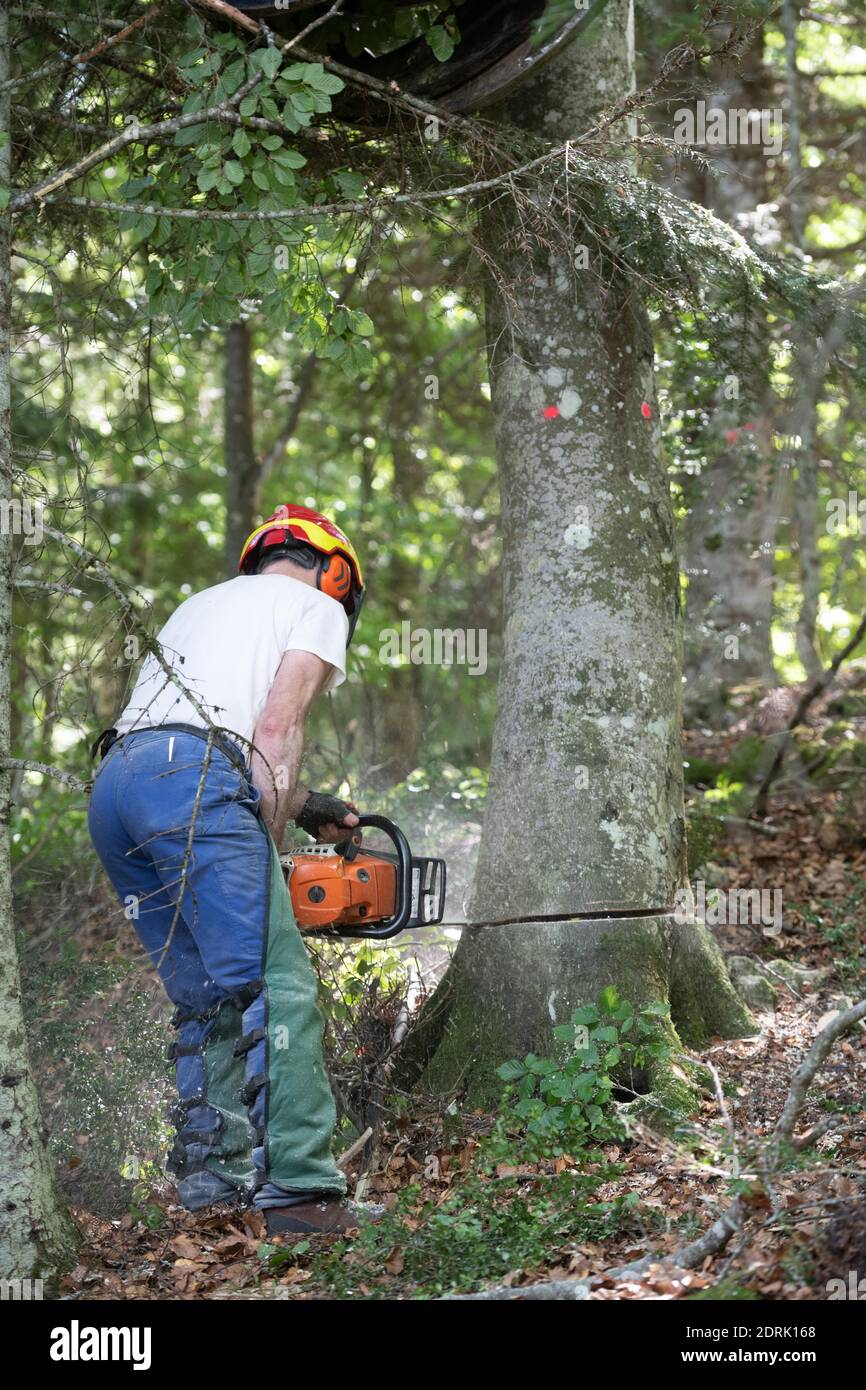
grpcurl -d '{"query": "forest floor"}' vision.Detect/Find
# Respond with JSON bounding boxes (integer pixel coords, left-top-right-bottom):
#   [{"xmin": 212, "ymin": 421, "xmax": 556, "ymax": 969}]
[{"xmin": 29, "ymin": 683, "xmax": 866, "ymax": 1302}]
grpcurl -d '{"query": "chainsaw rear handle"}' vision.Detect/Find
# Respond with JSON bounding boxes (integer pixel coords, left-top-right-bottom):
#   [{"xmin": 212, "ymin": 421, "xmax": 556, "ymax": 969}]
[{"xmin": 334, "ymin": 814, "xmax": 413, "ymax": 940}]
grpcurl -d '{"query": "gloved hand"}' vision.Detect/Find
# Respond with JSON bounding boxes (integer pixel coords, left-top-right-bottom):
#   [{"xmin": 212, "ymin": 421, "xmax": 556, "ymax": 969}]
[{"xmin": 295, "ymin": 791, "xmax": 359, "ymax": 842}]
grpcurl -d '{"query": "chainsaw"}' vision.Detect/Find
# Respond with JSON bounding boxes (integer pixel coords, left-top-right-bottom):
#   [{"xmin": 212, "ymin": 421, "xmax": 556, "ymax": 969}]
[{"xmin": 282, "ymin": 814, "xmax": 446, "ymax": 940}]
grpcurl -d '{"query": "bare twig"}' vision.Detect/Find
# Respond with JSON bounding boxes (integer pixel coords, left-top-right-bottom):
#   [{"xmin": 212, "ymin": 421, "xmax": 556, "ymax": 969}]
[
  {"xmin": 767, "ymin": 998, "xmax": 866, "ymax": 1167},
  {"xmin": 1, "ymin": 3, "xmax": 161, "ymax": 94},
  {"xmin": 336, "ymin": 1126, "xmax": 373, "ymax": 1170},
  {"xmin": 0, "ymin": 757, "xmax": 88, "ymax": 793},
  {"xmin": 753, "ymin": 611, "xmax": 866, "ymax": 815}
]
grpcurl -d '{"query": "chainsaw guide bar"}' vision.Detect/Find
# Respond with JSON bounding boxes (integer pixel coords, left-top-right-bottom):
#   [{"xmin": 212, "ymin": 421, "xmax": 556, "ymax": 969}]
[{"xmin": 283, "ymin": 814, "xmax": 683, "ymax": 942}]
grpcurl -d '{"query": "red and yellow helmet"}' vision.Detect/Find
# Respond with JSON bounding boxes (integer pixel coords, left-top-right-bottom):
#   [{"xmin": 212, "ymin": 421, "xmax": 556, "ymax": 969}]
[{"xmin": 239, "ymin": 503, "xmax": 365, "ymax": 644}]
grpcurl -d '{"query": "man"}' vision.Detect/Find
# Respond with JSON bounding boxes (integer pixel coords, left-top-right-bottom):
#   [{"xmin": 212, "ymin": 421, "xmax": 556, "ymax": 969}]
[{"xmin": 89, "ymin": 503, "xmax": 366, "ymax": 1235}]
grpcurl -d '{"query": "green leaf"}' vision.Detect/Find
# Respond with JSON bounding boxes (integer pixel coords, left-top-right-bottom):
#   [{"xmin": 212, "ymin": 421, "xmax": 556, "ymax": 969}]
[
  {"xmin": 592, "ymin": 1026, "xmax": 618, "ymax": 1044},
  {"xmin": 223, "ymin": 160, "xmax": 245, "ymax": 186},
  {"xmin": 496, "ymin": 1060, "xmax": 526, "ymax": 1082},
  {"xmin": 599, "ymin": 986, "xmax": 620, "ymax": 1013},
  {"xmin": 251, "ymin": 167, "xmax": 271, "ymax": 192},
  {"xmin": 181, "ymin": 90, "xmax": 206, "ymax": 116},
  {"xmin": 232, "ymin": 128, "xmax": 252, "ymax": 158},
  {"xmin": 130, "ymin": 213, "xmax": 157, "ymax": 241},
  {"xmin": 248, "ymin": 250, "xmax": 275, "ymax": 277},
  {"xmin": 220, "ymin": 59, "xmax": 247, "ymax": 95},
  {"xmin": 349, "ymin": 310, "xmax": 374, "ymax": 337},
  {"xmin": 569, "ymin": 1005, "xmax": 600, "ymax": 1027},
  {"xmin": 289, "ymin": 90, "xmax": 319, "ymax": 113},
  {"xmin": 273, "ymin": 148, "xmax": 307, "ymax": 170},
  {"xmin": 175, "ymin": 124, "xmax": 208, "ymax": 147},
  {"xmin": 252, "ymin": 46, "xmax": 282, "ymax": 80},
  {"xmin": 196, "ymin": 167, "xmax": 220, "ymax": 193},
  {"xmin": 212, "ymin": 33, "xmax": 243, "ymax": 53},
  {"xmin": 335, "ymin": 170, "xmax": 365, "ymax": 199},
  {"xmin": 280, "ymin": 61, "xmax": 323, "ymax": 83},
  {"xmin": 526, "ymin": 1056, "xmax": 558, "ymax": 1075},
  {"xmin": 518, "ymin": 1074, "xmax": 536, "ymax": 1103},
  {"xmin": 426, "ymin": 25, "xmax": 456, "ymax": 62},
  {"xmin": 278, "ymin": 102, "xmax": 304, "ymax": 133},
  {"xmin": 239, "ymin": 93, "xmax": 259, "ymax": 118},
  {"xmin": 187, "ymin": 50, "xmax": 221, "ymax": 84},
  {"xmin": 271, "ymin": 165, "xmax": 297, "ymax": 189},
  {"xmin": 119, "ymin": 176, "xmax": 153, "ymax": 198},
  {"xmin": 306, "ymin": 68, "xmax": 344, "ymax": 96}
]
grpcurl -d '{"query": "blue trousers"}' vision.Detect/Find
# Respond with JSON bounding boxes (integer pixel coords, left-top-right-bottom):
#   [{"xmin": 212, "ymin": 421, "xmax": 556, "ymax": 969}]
[{"xmin": 88, "ymin": 728, "xmax": 345, "ymax": 1210}]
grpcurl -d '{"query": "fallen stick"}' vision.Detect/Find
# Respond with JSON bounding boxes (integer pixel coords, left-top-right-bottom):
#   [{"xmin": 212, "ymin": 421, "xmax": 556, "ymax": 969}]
[{"xmin": 336, "ymin": 1126, "xmax": 373, "ymax": 1170}]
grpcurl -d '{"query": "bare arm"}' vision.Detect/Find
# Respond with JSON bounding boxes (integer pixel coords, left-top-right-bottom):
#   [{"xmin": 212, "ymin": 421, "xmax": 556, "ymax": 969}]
[{"xmin": 250, "ymin": 649, "xmax": 334, "ymax": 846}]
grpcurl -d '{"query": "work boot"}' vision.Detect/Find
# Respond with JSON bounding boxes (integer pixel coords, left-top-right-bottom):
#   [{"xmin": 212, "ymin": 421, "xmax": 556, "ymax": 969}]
[{"xmin": 264, "ymin": 1196, "xmax": 377, "ymax": 1236}]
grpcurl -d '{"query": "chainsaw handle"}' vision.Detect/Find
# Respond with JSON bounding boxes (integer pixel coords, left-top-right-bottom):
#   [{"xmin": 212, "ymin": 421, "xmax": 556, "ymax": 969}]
[{"xmin": 341, "ymin": 814, "xmax": 413, "ymax": 940}]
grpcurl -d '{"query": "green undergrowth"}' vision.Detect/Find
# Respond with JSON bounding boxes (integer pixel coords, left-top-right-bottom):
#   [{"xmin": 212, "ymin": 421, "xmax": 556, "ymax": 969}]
[
  {"xmin": 265, "ymin": 991, "xmax": 674, "ymax": 1298},
  {"xmin": 22, "ymin": 930, "xmax": 171, "ymax": 1215}
]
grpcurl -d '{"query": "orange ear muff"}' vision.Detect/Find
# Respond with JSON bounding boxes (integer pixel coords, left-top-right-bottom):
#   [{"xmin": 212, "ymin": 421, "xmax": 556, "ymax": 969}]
[{"xmin": 318, "ymin": 554, "xmax": 353, "ymax": 604}]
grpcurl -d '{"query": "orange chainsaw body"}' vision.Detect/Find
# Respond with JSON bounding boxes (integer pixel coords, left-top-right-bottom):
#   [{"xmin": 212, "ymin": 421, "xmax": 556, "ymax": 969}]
[{"xmin": 288, "ymin": 845, "xmax": 398, "ymax": 932}]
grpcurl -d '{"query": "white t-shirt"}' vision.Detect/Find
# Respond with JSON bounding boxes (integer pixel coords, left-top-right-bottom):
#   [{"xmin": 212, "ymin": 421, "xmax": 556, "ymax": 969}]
[{"xmin": 116, "ymin": 574, "xmax": 348, "ymax": 747}]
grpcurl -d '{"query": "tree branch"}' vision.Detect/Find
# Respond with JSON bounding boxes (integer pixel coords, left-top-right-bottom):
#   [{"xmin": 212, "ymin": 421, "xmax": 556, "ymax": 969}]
[
  {"xmin": 753, "ymin": 610, "xmax": 866, "ymax": 816},
  {"xmin": 0, "ymin": 758, "xmax": 88, "ymax": 793},
  {"xmin": 8, "ymin": 69, "xmax": 264, "ymax": 212},
  {"xmin": 1, "ymin": 3, "xmax": 162, "ymax": 95}
]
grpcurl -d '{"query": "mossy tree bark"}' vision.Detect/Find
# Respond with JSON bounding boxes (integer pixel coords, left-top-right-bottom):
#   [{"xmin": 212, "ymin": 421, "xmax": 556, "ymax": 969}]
[
  {"xmin": 0, "ymin": 5, "xmax": 80, "ymax": 1279},
  {"xmin": 414, "ymin": 2, "xmax": 754, "ymax": 1111}
]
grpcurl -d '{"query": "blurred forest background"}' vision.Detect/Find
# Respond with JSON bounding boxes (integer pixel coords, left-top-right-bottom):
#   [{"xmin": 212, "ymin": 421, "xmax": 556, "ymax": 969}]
[{"xmin": 4, "ymin": 0, "xmax": 866, "ymax": 1299}]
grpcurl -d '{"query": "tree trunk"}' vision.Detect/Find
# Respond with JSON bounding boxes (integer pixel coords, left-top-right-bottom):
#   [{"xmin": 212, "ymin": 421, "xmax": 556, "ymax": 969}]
[
  {"xmin": 369, "ymin": 433, "xmax": 424, "ymax": 786},
  {"xmin": 412, "ymin": 3, "xmax": 754, "ymax": 1110},
  {"xmin": 0, "ymin": 6, "xmax": 79, "ymax": 1279},
  {"xmin": 682, "ymin": 32, "xmax": 778, "ymax": 720},
  {"xmin": 223, "ymin": 320, "xmax": 258, "ymax": 578},
  {"xmin": 781, "ymin": 1, "xmax": 822, "ymax": 679}
]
